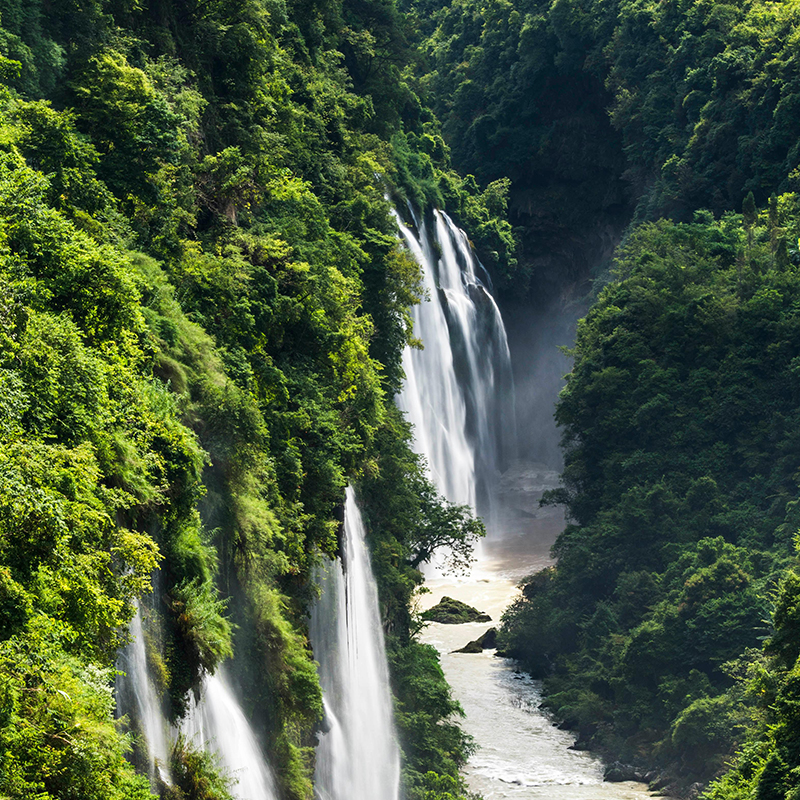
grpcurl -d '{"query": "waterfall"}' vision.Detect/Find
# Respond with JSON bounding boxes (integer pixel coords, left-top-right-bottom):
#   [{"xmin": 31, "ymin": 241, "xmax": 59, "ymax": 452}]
[
  {"xmin": 118, "ymin": 604, "xmax": 276, "ymax": 798},
  {"xmin": 116, "ymin": 602, "xmax": 172, "ymax": 784},
  {"xmin": 182, "ymin": 670, "xmax": 278, "ymax": 800},
  {"xmin": 395, "ymin": 209, "xmax": 475, "ymax": 508},
  {"xmin": 395, "ymin": 207, "xmax": 514, "ymax": 523},
  {"xmin": 310, "ymin": 487, "xmax": 401, "ymax": 800}
]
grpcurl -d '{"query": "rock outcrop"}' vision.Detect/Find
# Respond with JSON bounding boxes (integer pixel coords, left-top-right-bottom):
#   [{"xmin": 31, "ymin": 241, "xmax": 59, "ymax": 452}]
[{"xmin": 422, "ymin": 596, "xmax": 492, "ymax": 624}]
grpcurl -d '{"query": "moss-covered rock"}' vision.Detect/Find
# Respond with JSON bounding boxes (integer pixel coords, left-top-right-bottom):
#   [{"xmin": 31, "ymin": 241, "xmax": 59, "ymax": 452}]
[{"xmin": 422, "ymin": 597, "xmax": 491, "ymax": 624}]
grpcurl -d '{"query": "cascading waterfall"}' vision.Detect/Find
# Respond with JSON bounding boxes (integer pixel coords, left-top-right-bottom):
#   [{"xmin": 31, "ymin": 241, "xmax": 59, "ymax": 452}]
[
  {"xmin": 116, "ymin": 602, "xmax": 172, "ymax": 784},
  {"xmin": 310, "ymin": 487, "xmax": 401, "ymax": 800},
  {"xmin": 182, "ymin": 670, "xmax": 278, "ymax": 800},
  {"xmin": 395, "ymin": 207, "xmax": 515, "ymax": 524},
  {"xmin": 395, "ymin": 208, "xmax": 475, "ymax": 508},
  {"xmin": 116, "ymin": 602, "xmax": 277, "ymax": 798}
]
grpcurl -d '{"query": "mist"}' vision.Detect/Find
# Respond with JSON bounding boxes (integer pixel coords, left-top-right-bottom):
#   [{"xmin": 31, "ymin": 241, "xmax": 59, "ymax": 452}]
[{"xmin": 503, "ymin": 294, "xmax": 587, "ymax": 472}]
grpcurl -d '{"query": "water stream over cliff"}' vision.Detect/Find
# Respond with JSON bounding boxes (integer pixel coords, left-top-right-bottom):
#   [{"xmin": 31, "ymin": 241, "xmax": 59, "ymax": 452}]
[
  {"xmin": 182, "ymin": 671, "xmax": 278, "ymax": 800},
  {"xmin": 395, "ymin": 207, "xmax": 514, "ymax": 523},
  {"xmin": 116, "ymin": 602, "xmax": 172, "ymax": 784},
  {"xmin": 117, "ymin": 601, "xmax": 277, "ymax": 799},
  {"xmin": 310, "ymin": 487, "xmax": 401, "ymax": 800},
  {"xmin": 396, "ymin": 209, "xmax": 657, "ymax": 799}
]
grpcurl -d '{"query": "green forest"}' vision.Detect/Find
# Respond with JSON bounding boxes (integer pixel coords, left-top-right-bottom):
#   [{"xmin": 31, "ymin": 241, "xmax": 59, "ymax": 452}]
[
  {"xmin": 0, "ymin": 1, "xmax": 504, "ymax": 798},
  {"xmin": 4, "ymin": 0, "xmax": 800, "ymax": 799}
]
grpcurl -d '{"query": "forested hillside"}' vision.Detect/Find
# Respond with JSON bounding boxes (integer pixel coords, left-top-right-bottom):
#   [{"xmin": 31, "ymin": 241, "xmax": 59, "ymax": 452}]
[
  {"xmin": 502, "ymin": 209, "xmax": 800, "ymax": 796},
  {"xmin": 0, "ymin": 2, "xmax": 509, "ymax": 798}
]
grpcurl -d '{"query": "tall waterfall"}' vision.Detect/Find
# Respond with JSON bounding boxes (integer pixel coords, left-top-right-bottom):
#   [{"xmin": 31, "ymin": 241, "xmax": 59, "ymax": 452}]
[
  {"xmin": 116, "ymin": 602, "xmax": 172, "ymax": 784},
  {"xmin": 183, "ymin": 670, "xmax": 278, "ymax": 800},
  {"xmin": 396, "ymin": 208, "xmax": 514, "ymax": 523},
  {"xmin": 310, "ymin": 487, "xmax": 401, "ymax": 800}
]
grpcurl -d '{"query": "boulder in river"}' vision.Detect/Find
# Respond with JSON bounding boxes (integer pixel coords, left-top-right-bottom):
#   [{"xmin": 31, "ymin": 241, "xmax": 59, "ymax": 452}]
[
  {"xmin": 452, "ymin": 640, "xmax": 484, "ymax": 653},
  {"xmin": 476, "ymin": 627, "xmax": 497, "ymax": 648},
  {"xmin": 568, "ymin": 737, "xmax": 590, "ymax": 751},
  {"xmin": 604, "ymin": 761, "xmax": 656, "ymax": 784},
  {"xmin": 422, "ymin": 596, "xmax": 492, "ymax": 624},
  {"xmin": 452, "ymin": 627, "xmax": 498, "ymax": 654},
  {"xmin": 604, "ymin": 762, "xmax": 640, "ymax": 782}
]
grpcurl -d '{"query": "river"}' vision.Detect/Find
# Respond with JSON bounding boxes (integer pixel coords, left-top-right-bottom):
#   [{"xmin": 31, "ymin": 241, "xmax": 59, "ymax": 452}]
[
  {"xmin": 395, "ymin": 209, "xmax": 662, "ymax": 800},
  {"xmin": 417, "ymin": 462, "xmax": 661, "ymax": 800}
]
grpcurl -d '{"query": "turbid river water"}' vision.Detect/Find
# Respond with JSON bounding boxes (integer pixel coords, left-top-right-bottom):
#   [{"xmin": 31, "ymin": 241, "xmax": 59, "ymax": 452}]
[{"xmin": 417, "ymin": 462, "xmax": 662, "ymax": 800}]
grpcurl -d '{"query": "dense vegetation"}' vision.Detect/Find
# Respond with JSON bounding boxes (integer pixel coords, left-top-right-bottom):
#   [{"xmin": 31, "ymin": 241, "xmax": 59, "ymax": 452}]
[
  {"xmin": 402, "ymin": 0, "xmax": 800, "ymax": 299},
  {"xmin": 500, "ymin": 205, "xmax": 800, "ymax": 792},
  {"xmin": 0, "ymin": 1, "xmax": 509, "ymax": 799}
]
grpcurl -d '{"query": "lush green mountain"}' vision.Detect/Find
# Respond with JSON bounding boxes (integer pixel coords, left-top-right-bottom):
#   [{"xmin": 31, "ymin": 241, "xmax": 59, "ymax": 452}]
[
  {"xmin": 0, "ymin": 2, "xmax": 510, "ymax": 799},
  {"xmin": 404, "ymin": 0, "xmax": 800, "ymax": 301},
  {"xmin": 501, "ymin": 206, "xmax": 800, "ymax": 794}
]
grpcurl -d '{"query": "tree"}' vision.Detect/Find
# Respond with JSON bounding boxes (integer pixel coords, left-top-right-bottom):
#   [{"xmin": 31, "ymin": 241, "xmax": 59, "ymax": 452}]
[{"xmin": 407, "ymin": 482, "xmax": 485, "ymax": 574}]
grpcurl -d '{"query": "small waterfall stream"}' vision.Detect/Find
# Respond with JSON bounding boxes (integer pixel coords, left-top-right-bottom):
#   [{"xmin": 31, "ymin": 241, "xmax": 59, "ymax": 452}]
[
  {"xmin": 117, "ymin": 601, "xmax": 277, "ymax": 799},
  {"xmin": 182, "ymin": 671, "xmax": 278, "ymax": 800},
  {"xmin": 116, "ymin": 602, "xmax": 172, "ymax": 784},
  {"xmin": 310, "ymin": 487, "xmax": 401, "ymax": 800}
]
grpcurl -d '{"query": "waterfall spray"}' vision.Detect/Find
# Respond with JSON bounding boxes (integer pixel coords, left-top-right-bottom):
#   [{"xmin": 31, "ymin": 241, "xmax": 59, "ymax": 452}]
[{"xmin": 310, "ymin": 487, "xmax": 401, "ymax": 800}]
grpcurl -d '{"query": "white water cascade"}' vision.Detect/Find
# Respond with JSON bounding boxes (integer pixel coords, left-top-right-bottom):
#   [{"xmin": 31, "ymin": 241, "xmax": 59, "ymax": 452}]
[
  {"xmin": 182, "ymin": 670, "xmax": 278, "ymax": 800},
  {"xmin": 310, "ymin": 487, "xmax": 401, "ymax": 800},
  {"xmin": 395, "ymin": 207, "xmax": 514, "ymax": 523},
  {"xmin": 116, "ymin": 602, "xmax": 172, "ymax": 784}
]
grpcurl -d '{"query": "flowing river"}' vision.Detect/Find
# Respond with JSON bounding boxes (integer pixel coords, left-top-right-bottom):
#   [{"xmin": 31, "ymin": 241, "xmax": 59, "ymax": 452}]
[
  {"xmin": 397, "ymin": 209, "xmax": 661, "ymax": 800},
  {"xmin": 417, "ymin": 467, "xmax": 657, "ymax": 800}
]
